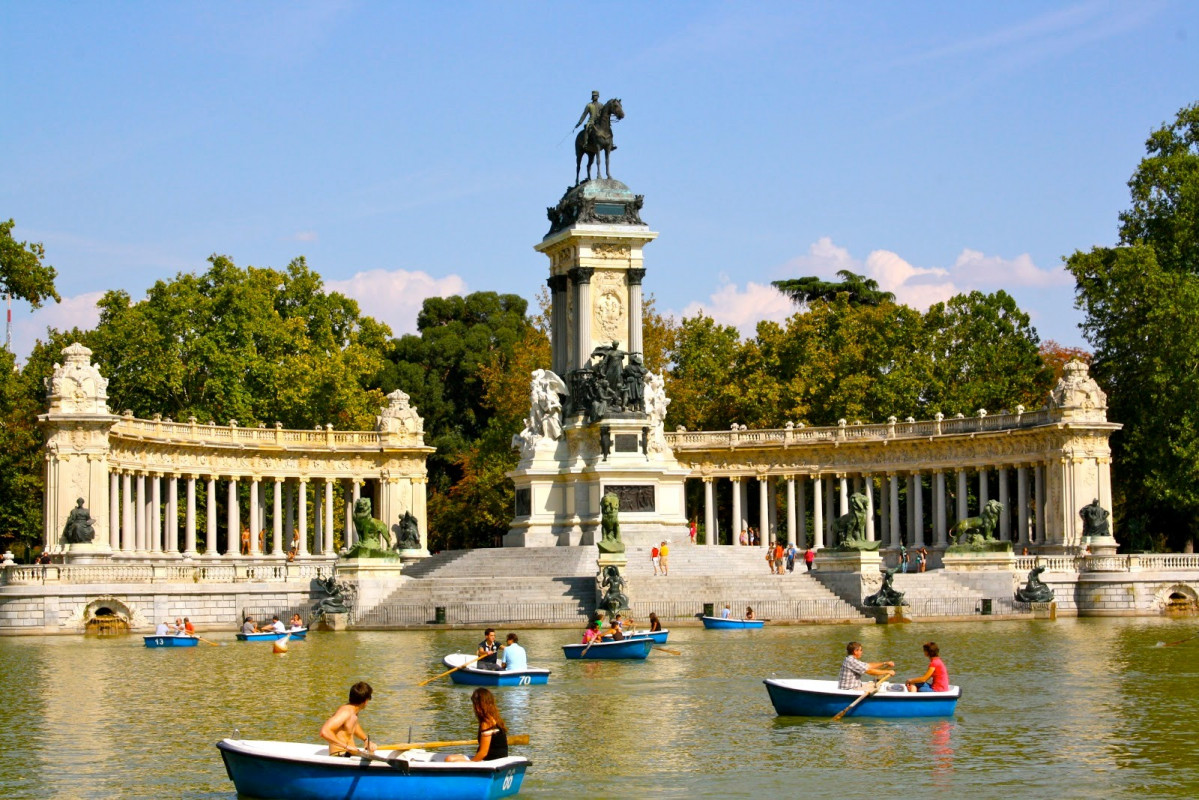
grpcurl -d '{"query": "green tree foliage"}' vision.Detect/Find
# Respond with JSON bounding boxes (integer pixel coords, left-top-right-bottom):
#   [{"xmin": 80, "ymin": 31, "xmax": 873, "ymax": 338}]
[
  {"xmin": 1118, "ymin": 103, "xmax": 1199, "ymax": 273},
  {"xmin": 71, "ymin": 255, "xmax": 389, "ymax": 428},
  {"xmin": 1067, "ymin": 102, "xmax": 1199, "ymax": 551},
  {"xmin": 0, "ymin": 348, "xmax": 45, "ymax": 558},
  {"xmin": 0, "ymin": 219, "xmax": 60, "ymax": 308},
  {"xmin": 771, "ymin": 270, "xmax": 896, "ymax": 308}
]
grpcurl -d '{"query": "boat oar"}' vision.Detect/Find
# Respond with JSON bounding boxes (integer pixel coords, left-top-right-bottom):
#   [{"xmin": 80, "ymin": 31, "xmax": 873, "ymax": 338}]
[
  {"xmin": 190, "ymin": 635, "xmax": 222, "ymax": 647},
  {"xmin": 579, "ymin": 631, "xmax": 606, "ymax": 657},
  {"xmin": 418, "ymin": 654, "xmax": 484, "ymax": 686},
  {"xmin": 832, "ymin": 679, "xmax": 889, "ymax": 722},
  {"xmin": 378, "ymin": 734, "xmax": 530, "ymax": 751},
  {"xmin": 653, "ymin": 646, "xmax": 682, "ymax": 656},
  {"xmin": 1156, "ymin": 630, "xmax": 1199, "ymax": 647}
]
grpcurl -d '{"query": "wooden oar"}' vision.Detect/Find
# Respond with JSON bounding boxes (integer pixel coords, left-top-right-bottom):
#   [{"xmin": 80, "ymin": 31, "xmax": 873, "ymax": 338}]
[
  {"xmin": 189, "ymin": 634, "xmax": 222, "ymax": 647},
  {"xmin": 418, "ymin": 654, "xmax": 486, "ymax": 686},
  {"xmin": 1157, "ymin": 630, "xmax": 1199, "ymax": 647},
  {"xmin": 579, "ymin": 631, "xmax": 606, "ymax": 657},
  {"xmin": 832, "ymin": 679, "xmax": 889, "ymax": 722},
  {"xmin": 653, "ymin": 646, "xmax": 682, "ymax": 656},
  {"xmin": 378, "ymin": 734, "xmax": 530, "ymax": 752}
]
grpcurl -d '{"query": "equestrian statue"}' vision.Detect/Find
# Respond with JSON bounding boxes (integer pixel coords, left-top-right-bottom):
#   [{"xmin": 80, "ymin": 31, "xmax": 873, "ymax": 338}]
[{"xmin": 575, "ymin": 91, "xmax": 624, "ymax": 184}]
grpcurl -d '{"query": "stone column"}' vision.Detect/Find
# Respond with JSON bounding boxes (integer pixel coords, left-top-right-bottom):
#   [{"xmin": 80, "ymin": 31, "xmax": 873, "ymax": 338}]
[
  {"xmin": 325, "ymin": 479, "xmax": 335, "ymax": 554},
  {"xmin": 786, "ymin": 477, "xmax": 796, "ymax": 546},
  {"xmin": 570, "ymin": 267, "xmax": 594, "ymax": 369},
  {"xmin": 135, "ymin": 473, "xmax": 147, "ymax": 554},
  {"xmin": 906, "ymin": 474, "xmax": 915, "ymax": 546},
  {"xmin": 285, "ymin": 481, "xmax": 295, "ymax": 542},
  {"xmin": 184, "ymin": 476, "xmax": 197, "ymax": 557},
  {"xmin": 121, "ymin": 472, "xmax": 134, "ymax": 553},
  {"xmin": 796, "ymin": 477, "xmax": 807, "ymax": 547},
  {"xmin": 956, "ymin": 469, "xmax": 968, "ymax": 524},
  {"xmin": 227, "ymin": 478, "xmax": 239, "ymax": 557},
  {"xmin": 838, "ymin": 475, "xmax": 849, "ymax": 516},
  {"xmin": 864, "ymin": 475, "xmax": 875, "ymax": 541},
  {"xmin": 206, "ymin": 477, "xmax": 217, "ymax": 557},
  {"xmin": 1017, "ymin": 466, "xmax": 1030, "ymax": 547},
  {"xmin": 934, "ymin": 471, "xmax": 947, "ymax": 547},
  {"xmin": 767, "ymin": 478, "xmax": 778, "ymax": 540},
  {"xmin": 165, "ymin": 476, "xmax": 178, "ymax": 555},
  {"xmin": 1034, "ymin": 463, "xmax": 1045, "ymax": 544},
  {"xmin": 758, "ymin": 478, "xmax": 769, "ymax": 541},
  {"xmin": 812, "ymin": 475, "xmax": 825, "ymax": 549},
  {"xmin": 547, "ymin": 274, "xmax": 567, "ymax": 376},
  {"xmin": 731, "ymin": 477, "xmax": 742, "ymax": 542},
  {"xmin": 997, "ymin": 467, "xmax": 1010, "ymax": 541},
  {"xmin": 627, "ymin": 267, "xmax": 645, "ymax": 355},
  {"xmin": 109, "ymin": 472, "xmax": 121, "ymax": 550},
  {"xmin": 344, "ymin": 480, "xmax": 355, "ymax": 548},
  {"xmin": 912, "ymin": 472, "xmax": 925, "ymax": 548},
  {"xmin": 889, "ymin": 474, "xmax": 901, "ymax": 547},
  {"xmin": 979, "ymin": 467, "xmax": 989, "ymax": 507},
  {"xmin": 297, "ymin": 479, "xmax": 310, "ymax": 556},
  {"xmin": 248, "ymin": 479, "xmax": 260, "ymax": 556},
  {"xmin": 273, "ymin": 478, "xmax": 284, "ymax": 556},
  {"xmin": 314, "ymin": 484, "xmax": 323, "ymax": 555},
  {"xmin": 150, "ymin": 474, "xmax": 162, "ymax": 553},
  {"xmin": 703, "ymin": 478, "xmax": 715, "ymax": 546},
  {"xmin": 824, "ymin": 477, "xmax": 835, "ymax": 543}
]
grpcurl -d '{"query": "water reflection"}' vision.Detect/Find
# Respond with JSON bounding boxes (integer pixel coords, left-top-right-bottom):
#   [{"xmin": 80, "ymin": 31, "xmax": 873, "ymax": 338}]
[{"xmin": 930, "ymin": 720, "xmax": 954, "ymax": 785}]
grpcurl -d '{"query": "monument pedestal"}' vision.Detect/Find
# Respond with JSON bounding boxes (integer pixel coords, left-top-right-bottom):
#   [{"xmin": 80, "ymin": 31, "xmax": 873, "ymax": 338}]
[
  {"xmin": 1031, "ymin": 601, "xmax": 1057, "ymax": 620},
  {"xmin": 64, "ymin": 542, "xmax": 114, "ymax": 564},
  {"xmin": 319, "ymin": 612, "xmax": 349, "ymax": 631},
  {"xmin": 868, "ymin": 605, "xmax": 912, "ymax": 624},
  {"xmin": 814, "ymin": 549, "xmax": 883, "ymax": 573}
]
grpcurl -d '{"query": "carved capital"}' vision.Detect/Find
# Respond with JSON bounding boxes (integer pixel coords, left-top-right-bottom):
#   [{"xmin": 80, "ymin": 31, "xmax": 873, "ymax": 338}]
[
  {"xmin": 625, "ymin": 267, "xmax": 646, "ymax": 286},
  {"xmin": 569, "ymin": 266, "xmax": 595, "ymax": 284}
]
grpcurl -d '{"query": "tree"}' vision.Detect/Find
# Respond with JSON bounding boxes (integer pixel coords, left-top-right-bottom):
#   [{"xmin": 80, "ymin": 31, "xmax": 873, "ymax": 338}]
[
  {"xmin": 0, "ymin": 219, "xmax": 60, "ymax": 309},
  {"xmin": 771, "ymin": 270, "xmax": 896, "ymax": 308},
  {"xmin": 1118, "ymin": 103, "xmax": 1199, "ymax": 274},
  {"xmin": 1039, "ymin": 340, "xmax": 1091, "ymax": 384},
  {"xmin": 664, "ymin": 314, "xmax": 747, "ymax": 430},
  {"xmin": 0, "ymin": 348, "xmax": 45, "ymax": 558}
]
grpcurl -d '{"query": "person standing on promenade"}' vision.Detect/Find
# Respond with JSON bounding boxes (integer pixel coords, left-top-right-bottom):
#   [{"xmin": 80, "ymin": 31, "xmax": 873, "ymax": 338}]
[
  {"xmin": 804, "ymin": 547, "xmax": 816, "ymax": 572},
  {"xmin": 659, "ymin": 541, "xmax": 669, "ymax": 576},
  {"xmin": 651, "ymin": 543, "xmax": 660, "ymax": 575}
]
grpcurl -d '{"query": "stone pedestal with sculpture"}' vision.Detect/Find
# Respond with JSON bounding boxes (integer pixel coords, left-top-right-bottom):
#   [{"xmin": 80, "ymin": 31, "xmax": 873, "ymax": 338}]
[{"xmin": 505, "ymin": 179, "xmax": 687, "ymax": 547}]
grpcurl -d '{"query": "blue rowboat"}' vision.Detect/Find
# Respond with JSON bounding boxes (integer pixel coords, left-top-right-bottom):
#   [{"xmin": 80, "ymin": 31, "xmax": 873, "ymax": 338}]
[
  {"xmin": 624, "ymin": 629, "xmax": 669, "ymax": 644},
  {"xmin": 562, "ymin": 638, "xmax": 652, "ymax": 660},
  {"xmin": 144, "ymin": 635, "xmax": 199, "ymax": 648},
  {"xmin": 442, "ymin": 653, "xmax": 551, "ymax": 687},
  {"xmin": 236, "ymin": 627, "xmax": 308, "ymax": 642},
  {"xmin": 763, "ymin": 678, "xmax": 961, "ymax": 718},
  {"xmin": 217, "ymin": 738, "xmax": 528, "ymax": 800},
  {"xmin": 701, "ymin": 615, "xmax": 764, "ymax": 629}
]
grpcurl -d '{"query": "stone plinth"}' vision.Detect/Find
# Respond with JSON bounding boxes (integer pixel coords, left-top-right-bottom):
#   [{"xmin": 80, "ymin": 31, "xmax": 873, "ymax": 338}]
[
  {"xmin": 942, "ymin": 549, "xmax": 1017, "ymax": 572},
  {"xmin": 319, "ymin": 612, "xmax": 349, "ymax": 631},
  {"xmin": 1086, "ymin": 535, "xmax": 1120, "ymax": 559},
  {"xmin": 1031, "ymin": 601, "xmax": 1057, "ymax": 620},
  {"xmin": 869, "ymin": 605, "xmax": 912, "ymax": 624},
  {"xmin": 64, "ymin": 543, "xmax": 114, "ymax": 565},
  {"xmin": 814, "ymin": 549, "xmax": 883, "ymax": 574}
]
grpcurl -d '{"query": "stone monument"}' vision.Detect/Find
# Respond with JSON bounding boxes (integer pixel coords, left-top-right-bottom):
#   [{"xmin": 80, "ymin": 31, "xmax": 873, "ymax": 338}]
[{"xmin": 506, "ymin": 98, "xmax": 689, "ymax": 547}]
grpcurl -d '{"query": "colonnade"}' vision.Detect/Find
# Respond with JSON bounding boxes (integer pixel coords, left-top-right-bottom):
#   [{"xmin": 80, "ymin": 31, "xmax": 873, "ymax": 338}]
[
  {"xmin": 695, "ymin": 463, "xmax": 1050, "ymax": 550},
  {"xmin": 103, "ymin": 470, "xmax": 371, "ymax": 558}
]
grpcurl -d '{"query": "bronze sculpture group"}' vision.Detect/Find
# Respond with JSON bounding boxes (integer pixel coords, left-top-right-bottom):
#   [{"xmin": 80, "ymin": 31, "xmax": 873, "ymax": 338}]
[{"xmin": 570, "ymin": 342, "xmax": 649, "ymax": 423}]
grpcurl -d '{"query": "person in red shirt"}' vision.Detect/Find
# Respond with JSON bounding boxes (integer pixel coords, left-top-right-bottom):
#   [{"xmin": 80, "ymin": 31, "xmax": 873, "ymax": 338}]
[
  {"xmin": 183, "ymin": 617, "xmax": 195, "ymax": 634},
  {"xmin": 905, "ymin": 641, "xmax": 950, "ymax": 692}
]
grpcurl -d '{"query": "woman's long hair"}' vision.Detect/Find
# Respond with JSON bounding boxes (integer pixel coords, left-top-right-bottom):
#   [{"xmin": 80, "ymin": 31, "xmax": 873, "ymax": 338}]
[{"xmin": 470, "ymin": 688, "xmax": 507, "ymax": 731}]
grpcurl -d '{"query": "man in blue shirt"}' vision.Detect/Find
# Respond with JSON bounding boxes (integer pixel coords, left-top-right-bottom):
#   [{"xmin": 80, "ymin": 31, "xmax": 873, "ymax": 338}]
[{"xmin": 502, "ymin": 633, "xmax": 528, "ymax": 671}]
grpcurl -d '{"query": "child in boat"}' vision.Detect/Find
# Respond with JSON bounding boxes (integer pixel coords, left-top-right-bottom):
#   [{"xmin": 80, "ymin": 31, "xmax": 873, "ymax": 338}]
[
  {"xmin": 445, "ymin": 688, "xmax": 509, "ymax": 762},
  {"xmin": 905, "ymin": 642, "xmax": 950, "ymax": 692},
  {"xmin": 320, "ymin": 682, "xmax": 375, "ymax": 757},
  {"xmin": 744, "ymin": 607, "xmax": 755, "ymax": 620}
]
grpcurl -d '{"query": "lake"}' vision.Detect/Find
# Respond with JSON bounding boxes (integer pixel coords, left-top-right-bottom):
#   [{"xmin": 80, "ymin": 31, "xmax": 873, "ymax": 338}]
[{"xmin": 3, "ymin": 617, "xmax": 1198, "ymax": 799}]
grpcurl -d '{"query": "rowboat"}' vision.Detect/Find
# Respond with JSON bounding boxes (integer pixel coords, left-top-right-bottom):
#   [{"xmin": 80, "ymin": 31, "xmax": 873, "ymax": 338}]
[
  {"xmin": 442, "ymin": 653, "xmax": 551, "ymax": 686},
  {"xmin": 700, "ymin": 615, "xmax": 764, "ymax": 629},
  {"xmin": 624, "ymin": 629, "xmax": 669, "ymax": 644},
  {"xmin": 217, "ymin": 738, "xmax": 528, "ymax": 800},
  {"xmin": 562, "ymin": 637, "xmax": 653, "ymax": 660},
  {"xmin": 144, "ymin": 635, "xmax": 199, "ymax": 648},
  {"xmin": 763, "ymin": 678, "xmax": 961, "ymax": 718},
  {"xmin": 236, "ymin": 627, "xmax": 308, "ymax": 642}
]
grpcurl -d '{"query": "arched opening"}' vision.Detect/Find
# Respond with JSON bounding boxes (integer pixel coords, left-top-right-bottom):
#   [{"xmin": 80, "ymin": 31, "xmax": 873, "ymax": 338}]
[
  {"xmin": 83, "ymin": 598, "xmax": 131, "ymax": 635},
  {"xmin": 1160, "ymin": 584, "xmax": 1199, "ymax": 616}
]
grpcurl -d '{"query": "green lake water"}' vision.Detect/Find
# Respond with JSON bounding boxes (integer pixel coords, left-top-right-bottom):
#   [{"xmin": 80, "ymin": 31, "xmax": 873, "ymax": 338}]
[{"xmin": 3, "ymin": 617, "xmax": 1198, "ymax": 799}]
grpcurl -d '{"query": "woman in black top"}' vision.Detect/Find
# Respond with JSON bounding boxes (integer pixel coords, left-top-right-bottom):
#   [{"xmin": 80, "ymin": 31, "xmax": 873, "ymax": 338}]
[
  {"xmin": 446, "ymin": 688, "xmax": 508, "ymax": 761},
  {"xmin": 649, "ymin": 612, "xmax": 662, "ymax": 632}
]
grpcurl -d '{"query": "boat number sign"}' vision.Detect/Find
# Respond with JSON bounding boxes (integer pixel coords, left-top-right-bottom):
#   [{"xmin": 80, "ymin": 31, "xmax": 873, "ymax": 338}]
[
  {"xmin": 502, "ymin": 769, "xmax": 515, "ymax": 790},
  {"xmin": 153, "ymin": 638, "xmax": 166, "ymax": 645},
  {"xmin": 518, "ymin": 675, "xmax": 531, "ymax": 685}
]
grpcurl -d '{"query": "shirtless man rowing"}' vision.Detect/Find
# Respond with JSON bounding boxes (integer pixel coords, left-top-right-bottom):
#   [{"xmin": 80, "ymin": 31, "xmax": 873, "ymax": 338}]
[{"xmin": 319, "ymin": 682, "xmax": 375, "ymax": 757}]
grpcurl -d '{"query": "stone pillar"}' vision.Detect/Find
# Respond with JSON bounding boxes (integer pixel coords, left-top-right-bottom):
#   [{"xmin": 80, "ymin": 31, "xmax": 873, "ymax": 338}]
[
  {"xmin": 934, "ymin": 471, "xmax": 947, "ymax": 547},
  {"xmin": 627, "ymin": 267, "xmax": 645, "ymax": 356},
  {"xmin": 703, "ymin": 478, "xmax": 715, "ymax": 546},
  {"xmin": 109, "ymin": 472, "xmax": 120, "ymax": 550},
  {"xmin": 912, "ymin": 472, "xmax": 925, "ymax": 548},
  {"xmin": 888, "ymin": 475, "xmax": 901, "ymax": 547},
  {"xmin": 906, "ymin": 474, "xmax": 915, "ymax": 546},
  {"xmin": 273, "ymin": 478, "xmax": 284, "ymax": 556},
  {"xmin": 758, "ymin": 478, "xmax": 769, "ymax": 542},
  {"xmin": 997, "ymin": 467, "xmax": 1010, "ymax": 541},
  {"xmin": 1017, "ymin": 466, "xmax": 1030, "ymax": 548},
  {"xmin": 135, "ymin": 473, "xmax": 147, "ymax": 554},
  {"xmin": 297, "ymin": 479, "xmax": 310, "ymax": 556},
  {"xmin": 122, "ymin": 472, "xmax": 134, "ymax": 553},
  {"xmin": 731, "ymin": 477, "xmax": 742, "ymax": 542},
  {"xmin": 786, "ymin": 477, "xmax": 796, "ymax": 546},
  {"xmin": 956, "ymin": 469, "xmax": 968, "ymax": 524},
  {"xmin": 150, "ymin": 474, "xmax": 162, "ymax": 553},
  {"xmin": 314, "ymin": 484, "xmax": 323, "ymax": 555},
  {"xmin": 165, "ymin": 476, "xmax": 178, "ymax": 555},
  {"xmin": 979, "ymin": 467, "xmax": 988, "ymax": 508},
  {"xmin": 184, "ymin": 476, "xmax": 197, "ymax": 557},
  {"xmin": 824, "ymin": 477, "xmax": 835, "ymax": 543},
  {"xmin": 796, "ymin": 477, "xmax": 807, "ymax": 547},
  {"xmin": 838, "ymin": 475, "xmax": 849, "ymax": 516},
  {"xmin": 248, "ymin": 479, "xmax": 261, "ymax": 556},
  {"xmin": 548, "ymin": 274, "xmax": 569, "ymax": 376},
  {"xmin": 344, "ymin": 480, "xmax": 355, "ymax": 548},
  {"xmin": 227, "ymin": 478, "xmax": 240, "ymax": 557},
  {"xmin": 864, "ymin": 475, "xmax": 875, "ymax": 541},
  {"xmin": 812, "ymin": 475, "xmax": 825, "ymax": 549},
  {"xmin": 571, "ymin": 267, "xmax": 594, "ymax": 369},
  {"xmin": 325, "ymin": 479, "xmax": 335, "ymax": 554},
  {"xmin": 767, "ymin": 478, "xmax": 778, "ymax": 540},
  {"xmin": 206, "ymin": 477, "xmax": 217, "ymax": 557},
  {"xmin": 1034, "ymin": 463, "xmax": 1045, "ymax": 544},
  {"xmin": 285, "ymin": 481, "xmax": 295, "ymax": 543}
]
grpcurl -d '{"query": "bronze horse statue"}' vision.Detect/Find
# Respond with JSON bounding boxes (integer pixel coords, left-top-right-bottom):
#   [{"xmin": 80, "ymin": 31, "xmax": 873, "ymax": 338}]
[{"xmin": 575, "ymin": 97, "xmax": 624, "ymax": 184}]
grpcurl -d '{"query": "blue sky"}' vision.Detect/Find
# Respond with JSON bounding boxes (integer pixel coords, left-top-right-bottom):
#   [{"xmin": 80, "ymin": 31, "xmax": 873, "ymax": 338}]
[{"xmin": 4, "ymin": 1, "xmax": 1197, "ymax": 361}]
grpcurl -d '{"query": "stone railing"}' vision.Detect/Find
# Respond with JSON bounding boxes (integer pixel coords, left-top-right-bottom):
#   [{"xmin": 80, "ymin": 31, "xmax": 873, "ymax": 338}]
[
  {"xmin": 1135, "ymin": 553, "xmax": 1199, "ymax": 570},
  {"xmin": 111, "ymin": 417, "xmax": 390, "ymax": 449},
  {"xmin": 0, "ymin": 559, "xmax": 335, "ymax": 587},
  {"xmin": 1014, "ymin": 553, "xmax": 1199, "ymax": 574},
  {"xmin": 666, "ymin": 408, "xmax": 1055, "ymax": 451}
]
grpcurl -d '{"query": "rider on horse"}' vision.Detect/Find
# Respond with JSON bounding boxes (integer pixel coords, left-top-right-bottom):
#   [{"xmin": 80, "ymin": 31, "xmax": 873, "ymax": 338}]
[{"xmin": 576, "ymin": 90, "xmax": 616, "ymax": 151}]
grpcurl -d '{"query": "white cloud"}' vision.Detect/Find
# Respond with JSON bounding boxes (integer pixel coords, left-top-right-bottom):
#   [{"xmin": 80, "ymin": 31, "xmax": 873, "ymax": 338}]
[
  {"xmin": 8, "ymin": 291, "xmax": 105, "ymax": 364},
  {"xmin": 293, "ymin": 231, "xmax": 319, "ymax": 243},
  {"xmin": 327, "ymin": 269, "xmax": 467, "ymax": 336},
  {"xmin": 951, "ymin": 248, "xmax": 1071, "ymax": 289},
  {"xmin": 678, "ymin": 280, "xmax": 795, "ymax": 336}
]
